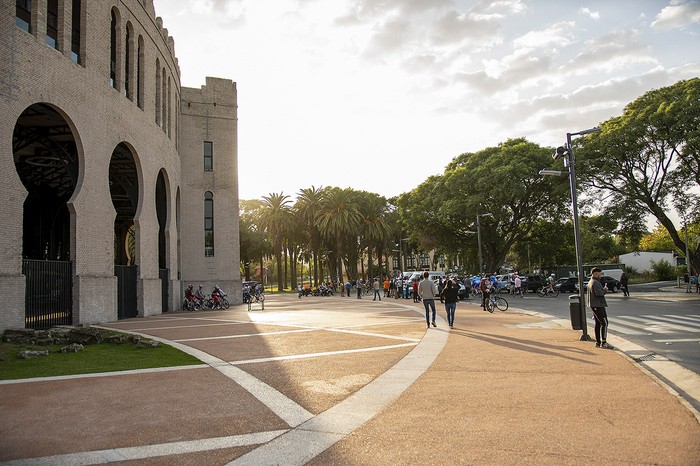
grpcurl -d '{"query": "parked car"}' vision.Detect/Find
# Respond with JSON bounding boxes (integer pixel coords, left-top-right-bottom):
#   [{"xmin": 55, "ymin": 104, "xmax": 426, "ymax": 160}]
[
  {"xmin": 554, "ymin": 277, "xmax": 579, "ymax": 293},
  {"xmin": 522, "ymin": 274, "xmax": 546, "ymax": 292},
  {"xmin": 583, "ymin": 275, "xmax": 621, "ymax": 293}
]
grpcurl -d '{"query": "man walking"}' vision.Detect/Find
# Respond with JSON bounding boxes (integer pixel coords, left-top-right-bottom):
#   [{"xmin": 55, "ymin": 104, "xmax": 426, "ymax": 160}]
[
  {"xmin": 620, "ymin": 271, "xmax": 630, "ymax": 297},
  {"xmin": 373, "ymin": 278, "xmax": 382, "ymax": 301},
  {"xmin": 356, "ymin": 278, "xmax": 362, "ymax": 299},
  {"xmin": 418, "ymin": 271, "xmax": 439, "ymax": 329},
  {"xmin": 587, "ymin": 267, "xmax": 614, "ymax": 349}
]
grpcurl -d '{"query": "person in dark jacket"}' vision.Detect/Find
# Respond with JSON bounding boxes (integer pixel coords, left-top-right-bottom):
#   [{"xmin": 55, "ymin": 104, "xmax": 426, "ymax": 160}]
[
  {"xmin": 587, "ymin": 267, "xmax": 613, "ymax": 349},
  {"xmin": 442, "ymin": 279, "xmax": 459, "ymax": 329},
  {"xmin": 620, "ymin": 272, "xmax": 629, "ymax": 297}
]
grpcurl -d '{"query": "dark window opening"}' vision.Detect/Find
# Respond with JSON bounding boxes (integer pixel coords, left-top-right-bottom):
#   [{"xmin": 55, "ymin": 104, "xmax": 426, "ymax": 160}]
[
  {"xmin": 137, "ymin": 36, "xmax": 144, "ymax": 108},
  {"xmin": 46, "ymin": 0, "xmax": 58, "ymax": 48},
  {"xmin": 125, "ymin": 24, "xmax": 131, "ymax": 99},
  {"xmin": 110, "ymin": 10, "xmax": 117, "ymax": 88},
  {"xmin": 204, "ymin": 141, "xmax": 213, "ymax": 171},
  {"xmin": 16, "ymin": 0, "xmax": 31, "ymax": 32},
  {"xmin": 70, "ymin": 0, "xmax": 81, "ymax": 62},
  {"xmin": 204, "ymin": 191, "xmax": 214, "ymax": 257}
]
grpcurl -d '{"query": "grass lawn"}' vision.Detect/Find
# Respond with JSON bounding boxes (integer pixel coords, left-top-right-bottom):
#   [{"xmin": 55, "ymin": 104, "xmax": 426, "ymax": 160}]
[{"xmin": 0, "ymin": 338, "xmax": 203, "ymax": 381}]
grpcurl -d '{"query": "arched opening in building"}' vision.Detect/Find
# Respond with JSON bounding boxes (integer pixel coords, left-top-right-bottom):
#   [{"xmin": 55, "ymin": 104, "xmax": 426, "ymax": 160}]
[
  {"xmin": 13, "ymin": 103, "xmax": 79, "ymax": 328},
  {"xmin": 109, "ymin": 143, "xmax": 139, "ymax": 319},
  {"xmin": 155, "ymin": 169, "xmax": 169, "ymax": 311}
]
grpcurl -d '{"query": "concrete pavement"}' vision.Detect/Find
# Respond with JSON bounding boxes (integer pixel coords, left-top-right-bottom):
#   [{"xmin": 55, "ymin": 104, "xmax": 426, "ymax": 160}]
[{"xmin": 1, "ymin": 294, "xmax": 699, "ymax": 465}]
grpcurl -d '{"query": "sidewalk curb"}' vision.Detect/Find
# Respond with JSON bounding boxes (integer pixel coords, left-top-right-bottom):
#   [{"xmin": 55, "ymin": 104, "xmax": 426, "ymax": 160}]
[{"xmin": 504, "ymin": 305, "xmax": 700, "ymax": 424}]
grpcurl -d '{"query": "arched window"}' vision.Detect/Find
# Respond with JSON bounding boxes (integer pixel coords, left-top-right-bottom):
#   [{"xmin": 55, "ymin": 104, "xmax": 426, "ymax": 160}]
[
  {"xmin": 137, "ymin": 35, "xmax": 144, "ymax": 108},
  {"xmin": 46, "ymin": 0, "xmax": 58, "ymax": 49},
  {"xmin": 16, "ymin": 0, "xmax": 32, "ymax": 32},
  {"xmin": 167, "ymin": 76, "xmax": 172, "ymax": 137},
  {"xmin": 155, "ymin": 58, "xmax": 161, "ymax": 124},
  {"xmin": 204, "ymin": 191, "xmax": 214, "ymax": 257},
  {"xmin": 110, "ymin": 9, "xmax": 118, "ymax": 89},
  {"xmin": 125, "ymin": 22, "xmax": 134, "ymax": 100},
  {"xmin": 71, "ymin": 0, "xmax": 82, "ymax": 63},
  {"xmin": 161, "ymin": 67, "xmax": 167, "ymax": 132}
]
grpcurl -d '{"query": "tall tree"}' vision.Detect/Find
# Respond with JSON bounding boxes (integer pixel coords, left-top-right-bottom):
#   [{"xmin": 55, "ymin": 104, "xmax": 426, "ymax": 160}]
[
  {"xmin": 259, "ymin": 192, "xmax": 293, "ymax": 291},
  {"xmin": 577, "ymin": 78, "xmax": 700, "ymax": 273},
  {"xmin": 317, "ymin": 187, "xmax": 361, "ymax": 282},
  {"xmin": 295, "ymin": 186, "xmax": 325, "ymax": 286},
  {"xmin": 398, "ymin": 138, "xmax": 569, "ymax": 272},
  {"xmin": 239, "ymin": 199, "xmax": 268, "ymax": 281}
]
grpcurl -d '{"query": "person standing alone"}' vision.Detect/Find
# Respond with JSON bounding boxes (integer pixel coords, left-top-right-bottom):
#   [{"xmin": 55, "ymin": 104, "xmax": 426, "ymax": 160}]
[
  {"xmin": 442, "ymin": 279, "xmax": 459, "ymax": 329},
  {"xmin": 587, "ymin": 267, "xmax": 614, "ymax": 349},
  {"xmin": 419, "ymin": 272, "xmax": 439, "ymax": 329},
  {"xmin": 620, "ymin": 272, "xmax": 630, "ymax": 297},
  {"xmin": 373, "ymin": 278, "xmax": 382, "ymax": 301}
]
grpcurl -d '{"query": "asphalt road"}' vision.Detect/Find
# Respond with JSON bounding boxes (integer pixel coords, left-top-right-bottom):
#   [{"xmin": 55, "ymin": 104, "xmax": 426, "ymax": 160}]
[{"xmin": 494, "ymin": 284, "xmax": 700, "ymax": 377}]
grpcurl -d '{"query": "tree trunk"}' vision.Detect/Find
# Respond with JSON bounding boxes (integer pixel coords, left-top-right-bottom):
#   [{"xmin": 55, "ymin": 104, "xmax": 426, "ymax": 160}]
[
  {"xmin": 367, "ymin": 245, "xmax": 374, "ymax": 280},
  {"xmin": 291, "ymin": 249, "xmax": 297, "ymax": 289},
  {"xmin": 283, "ymin": 247, "xmax": 288, "ymax": 290}
]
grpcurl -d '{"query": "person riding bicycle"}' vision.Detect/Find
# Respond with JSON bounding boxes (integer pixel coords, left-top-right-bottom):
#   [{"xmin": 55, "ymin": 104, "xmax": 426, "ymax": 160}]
[
  {"xmin": 547, "ymin": 273, "xmax": 556, "ymax": 292},
  {"xmin": 185, "ymin": 283, "xmax": 194, "ymax": 302}
]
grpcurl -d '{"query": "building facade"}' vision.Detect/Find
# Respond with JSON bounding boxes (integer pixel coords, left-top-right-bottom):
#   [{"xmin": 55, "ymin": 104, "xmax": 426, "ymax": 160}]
[{"xmin": 0, "ymin": 0, "xmax": 240, "ymax": 330}]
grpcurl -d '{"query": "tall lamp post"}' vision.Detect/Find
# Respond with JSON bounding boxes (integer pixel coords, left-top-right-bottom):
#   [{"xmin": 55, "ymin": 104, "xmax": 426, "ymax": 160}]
[
  {"xmin": 540, "ymin": 126, "xmax": 600, "ymax": 341},
  {"xmin": 476, "ymin": 213, "xmax": 493, "ymax": 274},
  {"xmin": 398, "ymin": 237, "xmax": 408, "ymax": 272}
]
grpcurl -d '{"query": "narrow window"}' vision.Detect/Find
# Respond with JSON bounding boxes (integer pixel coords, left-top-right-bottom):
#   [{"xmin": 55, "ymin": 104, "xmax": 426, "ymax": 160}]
[
  {"xmin": 137, "ymin": 35, "xmax": 144, "ymax": 109},
  {"xmin": 155, "ymin": 59, "xmax": 161, "ymax": 124},
  {"xmin": 204, "ymin": 191, "xmax": 214, "ymax": 257},
  {"xmin": 110, "ymin": 10, "xmax": 117, "ymax": 88},
  {"xmin": 204, "ymin": 141, "xmax": 213, "ymax": 171},
  {"xmin": 71, "ymin": 0, "xmax": 81, "ymax": 63},
  {"xmin": 125, "ymin": 22, "xmax": 133, "ymax": 99},
  {"xmin": 161, "ymin": 67, "xmax": 167, "ymax": 132},
  {"xmin": 46, "ymin": 0, "xmax": 58, "ymax": 48},
  {"xmin": 16, "ymin": 0, "xmax": 31, "ymax": 32},
  {"xmin": 167, "ymin": 76, "xmax": 172, "ymax": 137}
]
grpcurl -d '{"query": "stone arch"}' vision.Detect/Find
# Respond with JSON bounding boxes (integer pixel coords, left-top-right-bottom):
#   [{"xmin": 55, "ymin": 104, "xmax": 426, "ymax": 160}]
[
  {"xmin": 12, "ymin": 102, "xmax": 82, "ymax": 328},
  {"xmin": 13, "ymin": 103, "xmax": 81, "ymax": 261}
]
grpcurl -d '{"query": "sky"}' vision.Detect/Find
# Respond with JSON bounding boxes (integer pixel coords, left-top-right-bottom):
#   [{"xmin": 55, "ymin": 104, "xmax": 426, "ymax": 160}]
[{"xmin": 153, "ymin": 0, "xmax": 700, "ymax": 203}]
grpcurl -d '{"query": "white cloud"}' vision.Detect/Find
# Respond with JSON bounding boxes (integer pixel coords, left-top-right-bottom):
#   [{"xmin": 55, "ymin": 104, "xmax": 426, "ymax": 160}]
[
  {"xmin": 513, "ymin": 21, "xmax": 575, "ymax": 49},
  {"xmin": 578, "ymin": 7, "xmax": 600, "ymax": 20},
  {"xmin": 563, "ymin": 29, "xmax": 656, "ymax": 74},
  {"xmin": 652, "ymin": 0, "xmax": 700, "ymax": 29}
]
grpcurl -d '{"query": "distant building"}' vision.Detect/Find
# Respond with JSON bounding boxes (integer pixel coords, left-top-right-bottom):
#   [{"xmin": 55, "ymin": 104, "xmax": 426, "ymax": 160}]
[
  {"xmin": 619, "ymin": 251, "xmax": 678, "ymax": 273},
  {"xmin": 0, "ymin": 1, "xmax": 240, "ymax": 330}
]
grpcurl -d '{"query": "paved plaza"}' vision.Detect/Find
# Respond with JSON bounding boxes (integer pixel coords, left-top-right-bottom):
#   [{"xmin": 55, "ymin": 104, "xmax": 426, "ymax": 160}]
[{"xmin": 1, "ymin": 294, "xmax": 699, "ymax": 465}]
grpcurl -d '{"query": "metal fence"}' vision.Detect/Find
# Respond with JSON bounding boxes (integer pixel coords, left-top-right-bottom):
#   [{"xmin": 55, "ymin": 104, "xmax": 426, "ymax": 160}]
[
  {"xmin": 159, "ymin": 268, "xmax": 169, "ymax": 312},
  {"xmin": 23, "ymin": 259, "xmax": 73, "ymax": 329},
  {"xmin": 115, "ymin": 265, "xmax": 138, "ymax": 319}
]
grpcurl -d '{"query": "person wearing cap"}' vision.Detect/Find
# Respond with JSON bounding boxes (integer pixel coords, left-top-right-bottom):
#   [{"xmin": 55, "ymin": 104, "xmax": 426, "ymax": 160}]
[{"xmin": 587, "ymin": 267, "xmax": 614, "ymax": 349}]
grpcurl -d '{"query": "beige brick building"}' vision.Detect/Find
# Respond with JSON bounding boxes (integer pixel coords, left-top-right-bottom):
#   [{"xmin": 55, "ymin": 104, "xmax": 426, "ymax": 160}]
[{"xmin": 0, "ymin": 0, "xmax": 241, "ymax": 330}]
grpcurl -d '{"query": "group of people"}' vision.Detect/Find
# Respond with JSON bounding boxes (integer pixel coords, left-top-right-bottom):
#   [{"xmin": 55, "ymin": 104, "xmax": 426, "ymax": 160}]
[{"xmin": 683, "ymin": 272, "xmax": 700, "ymax": 293}]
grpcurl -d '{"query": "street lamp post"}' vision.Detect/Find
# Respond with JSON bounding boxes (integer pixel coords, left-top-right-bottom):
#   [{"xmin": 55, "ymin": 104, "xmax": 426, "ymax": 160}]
[
  {"xmin": 542, "ymin": 126, "xmax": 600, "ymax": 341},
  {"xmin": 476, "ymin": 213, "xmax": 493, "ymax": 274},
  {"xmin": 399, "ymin": 237, "xmax": 409, "ymax": 272}
]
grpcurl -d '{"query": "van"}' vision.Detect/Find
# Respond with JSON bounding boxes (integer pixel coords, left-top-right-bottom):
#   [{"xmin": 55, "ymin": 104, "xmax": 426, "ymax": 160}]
[{"xmin": 601, "ymin": 269, "xmax": 624, "ymax": 281}]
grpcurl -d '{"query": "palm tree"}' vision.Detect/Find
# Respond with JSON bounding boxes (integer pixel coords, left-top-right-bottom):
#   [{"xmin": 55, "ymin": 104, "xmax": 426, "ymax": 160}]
[
  {"xmin": 259, "ymin": 192, "xmax": 293, "ymax": 291},
  {"xmin": 317, "ymin": 187, "xmax": 361, "ymax": 282},
  {"xmin": 359, "ymin": 193, "xmax": 391, "ymax": 280},
  {"xmin": 295, "ymin": 186, "xmax": 325, "ymax": 286}
]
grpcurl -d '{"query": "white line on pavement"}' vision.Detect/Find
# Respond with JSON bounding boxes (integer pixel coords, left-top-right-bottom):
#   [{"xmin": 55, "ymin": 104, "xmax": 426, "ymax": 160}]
[
  {"xmin": 1, "ymin": 430, "xmax": 289, "ymax": 466},
  {"xmin": 0, "ymin": 364, "xmax": 209, "ymax": 385},
  {"xmin": 652, "ymin": 338, "xmax": 700, "ymax": 343},
  {"xmin": 175, "ymin": 328, "xmax": 318, "ymax": 342},
  {"xmin": 230, "ymin": 342, "xmax": 419, "ymax": 365}
]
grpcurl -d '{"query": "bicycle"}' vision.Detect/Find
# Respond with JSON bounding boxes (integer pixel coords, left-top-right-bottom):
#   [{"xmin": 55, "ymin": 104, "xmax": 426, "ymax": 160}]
[
  {"xmin": 536, "ymin": 285, "xmax": 560, "ymax": 298},
  {"xmin": 488, "ymin": 291, "xmax": 509, "ymax": 312}
]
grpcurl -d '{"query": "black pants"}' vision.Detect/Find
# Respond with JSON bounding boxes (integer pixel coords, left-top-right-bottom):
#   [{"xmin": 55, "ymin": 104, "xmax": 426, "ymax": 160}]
[{"xmin": 591, "ymin": 307, "xmax": 608, "ymax": 343}]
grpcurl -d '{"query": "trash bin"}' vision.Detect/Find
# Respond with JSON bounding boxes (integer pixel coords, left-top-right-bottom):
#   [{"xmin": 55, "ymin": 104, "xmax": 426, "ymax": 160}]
[{"xmin": 569, "ymin": 295, "xmax": 582, "ymax": 330}]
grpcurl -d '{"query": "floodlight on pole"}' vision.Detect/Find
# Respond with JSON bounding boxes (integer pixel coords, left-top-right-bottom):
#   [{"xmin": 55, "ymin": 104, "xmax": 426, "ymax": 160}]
[{"xmin": 541, "ymin": 126, "xmax": 601, "ymax": 341}]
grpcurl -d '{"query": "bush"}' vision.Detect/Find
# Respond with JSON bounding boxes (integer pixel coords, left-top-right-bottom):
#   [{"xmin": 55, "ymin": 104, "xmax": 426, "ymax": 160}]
[
  {"xmin": 651, "ymin": 259, "xmax": 676, "ymax": 281},
  {"xmin": 624, "ymin": 265, "xmax": 639, "ymax": 276}
]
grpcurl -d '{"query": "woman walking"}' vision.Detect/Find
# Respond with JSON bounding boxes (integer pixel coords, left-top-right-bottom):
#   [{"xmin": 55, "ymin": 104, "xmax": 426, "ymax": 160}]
[{"xmin": 443, "ymin": 279, "xmax": 459, "ymax": 329}]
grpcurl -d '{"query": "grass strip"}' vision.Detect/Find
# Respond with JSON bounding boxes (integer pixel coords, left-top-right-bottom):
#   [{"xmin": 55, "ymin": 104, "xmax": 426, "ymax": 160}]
[{"xmin": 0, "ymin": 340, "xmax": 203, "ymax": 381}]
